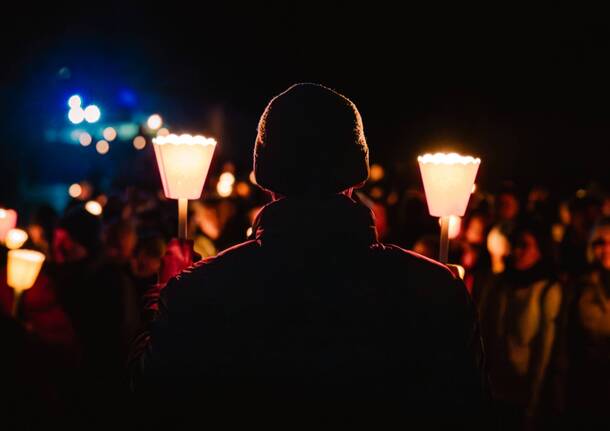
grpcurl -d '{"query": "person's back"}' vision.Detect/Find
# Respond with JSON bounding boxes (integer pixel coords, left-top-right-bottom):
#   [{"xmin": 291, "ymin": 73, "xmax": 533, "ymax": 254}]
[{"xmin": 130, "ymin": 84, "xmax": 488, "ymax": 427}]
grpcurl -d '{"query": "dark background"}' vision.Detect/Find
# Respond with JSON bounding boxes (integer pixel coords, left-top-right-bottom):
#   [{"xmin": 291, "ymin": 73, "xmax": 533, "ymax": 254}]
[{"xmin": 2, "ymin": 3, "xmax": 609, "ymax": 210}]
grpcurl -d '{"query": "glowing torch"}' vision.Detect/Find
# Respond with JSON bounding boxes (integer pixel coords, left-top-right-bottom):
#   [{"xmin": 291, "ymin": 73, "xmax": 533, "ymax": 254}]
[
  {"xmin": 417, "ymin": 152, "xmax": 480, "ymax": 263},
  {"xmin": 7, "ymin": 249, "xmax": 45, "ymax": 317},
  {"xmin": 152, "ymin": 134, "xmax": 217, "ymax": 239}
]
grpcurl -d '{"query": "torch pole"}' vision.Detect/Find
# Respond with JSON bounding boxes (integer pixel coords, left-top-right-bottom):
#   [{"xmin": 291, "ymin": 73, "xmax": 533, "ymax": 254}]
[
  {"xmin": 439, "ymin": 216, "xmax": 450, "ymax": 264},
  {"xmin": 178, "ymin": 198, "xmax": 188, "ymax": 240},
  {"xmin": 12, "ymin": 290, "xmax": 22, "ymax": 318}
]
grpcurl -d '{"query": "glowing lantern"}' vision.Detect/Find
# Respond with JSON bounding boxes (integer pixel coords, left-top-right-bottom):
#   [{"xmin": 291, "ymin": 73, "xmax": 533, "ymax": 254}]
[
  {"xmin": 152, "ymin": 134, "xmax": 217, "ymax": 239},
  {"xmin": 85, "ymin": 201, "xmax": 103, "ymax": 216},
  {"xmin": 7, "ymin": 249, "xmax": 45, "ymax": 317},
  {"xmin": 0, "ymin": 208, "xmax": 17, "ymax": 243},
  {"xmin": 418, "ymin": 152, "xmax": 480, "ymax": 263},
  {"xmin": 5, "ymin": 228, "xmax": 28, "ymax": 250},
  {"xmin": 217, "ymin": 172, "xmax": 235, "ymax": 197}
]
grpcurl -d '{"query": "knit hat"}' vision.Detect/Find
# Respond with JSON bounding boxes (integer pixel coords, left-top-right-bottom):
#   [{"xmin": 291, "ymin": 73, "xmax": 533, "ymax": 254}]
[{"xmin": 254, "ymin": 83, "xmax": 369, "ymax": 196}]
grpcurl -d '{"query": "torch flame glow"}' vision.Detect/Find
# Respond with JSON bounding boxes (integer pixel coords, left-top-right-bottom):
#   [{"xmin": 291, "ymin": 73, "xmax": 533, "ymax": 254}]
[
  {"xmin": 153, "ymin": 134, "xmax": 217, "ymax": 146},
  {"xmin": 417, "ymin": 153, "xmax": 481, "ymax": 165},
  {"xmin": 5, "ymin": 228, "xmax": 28, "ymax": 250}
]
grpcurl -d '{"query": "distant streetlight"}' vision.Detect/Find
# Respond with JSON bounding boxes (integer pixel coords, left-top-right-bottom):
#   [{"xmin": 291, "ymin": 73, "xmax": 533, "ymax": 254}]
[
  {"xmin": 68, "ymin": 183, "xmax": 82, "ymax": 198},
  {"xmin": 147, "ymin": 114, "xmax": 163, "ymax": 130},
  {"xmin": 68, "ymin": 95, "xmax": 82, "ymax": 108},
  {"xmin": 84, "ymin": 105, "xmax": 101, "ymax": 123},
  {"xmin": 68, "ymin": 107, "xmax": 85, "ymax": 124},
  {"xmin": 103, "ymin": 127, "xmax": 117, "ymax": 141},
  {"xmin": 133, "ymin": 136, "xmax": 146, "ymax": 150},
  {"xmin": 79, "ymin": 132, "xmax": 92, "ymax": 146}
]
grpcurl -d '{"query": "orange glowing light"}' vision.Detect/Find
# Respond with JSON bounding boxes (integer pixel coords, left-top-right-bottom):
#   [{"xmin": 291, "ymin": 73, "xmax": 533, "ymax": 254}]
[
  {"xmin": 79, "ymin": 132, "xmax": 92, "ymax": 146},
  {"xmin": 68, "ymin": 183, "xmax": 82, "ymax": 198},
  {"xmin": 103, "ymin": 127, "xmax": 117, "ymax": 141},
  {"xmin": 133, "ymin": 136, "xmax": 146, "ymax": 150},
  {"xmin": 5, "ymin": 228, "xmax": 28, "ymax": 250},
  {"xmin": 370, "ymin": 164, "xmax": 385, "ymax": 182},
  {"xmin": 96, "ymin": 140, "xmax": 110, "ymax": 155}
]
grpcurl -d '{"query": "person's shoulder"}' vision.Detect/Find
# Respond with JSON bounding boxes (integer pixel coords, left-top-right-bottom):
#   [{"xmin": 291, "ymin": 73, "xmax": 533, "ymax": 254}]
[
  {"xmin": 376, "ymin": 242, "xmax": 456, "ymax": 282},
  {"xmin": 373, "ymin": 242, "xmax": 469, "ymax": 305},
  {"xmin": 163, "ymin": 240, "xmax": 261, "ymax": 303},
  {"xmin": 176, "ymin": 239, "xmax": 260, "ymax": 282}
]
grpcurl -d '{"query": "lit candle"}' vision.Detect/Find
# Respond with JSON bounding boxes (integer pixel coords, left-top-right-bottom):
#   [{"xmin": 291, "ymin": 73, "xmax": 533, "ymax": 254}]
[
  {"xmin": 152, "ymin": 134, "xmax": 217, "ymax": 239},
  {"xmin": 418, "ymin": 152, "xmax": 481, "ymax": 263}
]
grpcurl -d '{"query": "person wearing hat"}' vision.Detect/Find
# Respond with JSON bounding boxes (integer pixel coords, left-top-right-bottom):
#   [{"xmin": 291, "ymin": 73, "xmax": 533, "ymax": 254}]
[
  {"xmin": 479, "ymin": 219, "xmax": 562, "ymax": 428},
  {"xmin": 130, "ymin": 83, "xmax": 488, "ymax": 427}
]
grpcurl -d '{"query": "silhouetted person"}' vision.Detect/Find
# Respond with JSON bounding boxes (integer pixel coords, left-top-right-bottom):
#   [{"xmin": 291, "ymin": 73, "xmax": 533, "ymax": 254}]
[
  {"xmin": 479, "ymin": 221, "xmax": 562, "ymax": 429},
  {"xmin": 130, "ymin": 83, "xmax": 488, "ymax": 428},
  {"xmin": 566, "ymin": 217, "xmax": 610, "ymax": 427},
  {"xmin": 560, "ymin": 192, "xmax": 602, "ymax": 280}
]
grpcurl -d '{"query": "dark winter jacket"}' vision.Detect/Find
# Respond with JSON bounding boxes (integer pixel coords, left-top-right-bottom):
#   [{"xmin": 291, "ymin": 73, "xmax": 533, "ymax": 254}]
[{"xmin": 130, "ymin": 194, "xmax": 488, "ymax": 427}]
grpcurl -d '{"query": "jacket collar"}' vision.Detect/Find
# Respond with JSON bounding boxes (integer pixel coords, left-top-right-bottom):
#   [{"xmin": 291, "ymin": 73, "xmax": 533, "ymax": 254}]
[{"xmin": 252, "ymin": 194, "xmax": 378, "ymax": 246}]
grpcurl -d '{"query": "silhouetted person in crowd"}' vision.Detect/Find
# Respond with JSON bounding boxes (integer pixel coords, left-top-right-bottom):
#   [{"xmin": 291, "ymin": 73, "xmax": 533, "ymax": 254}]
[
  {"xmin": 495, "ymin": 184, "xmax": 521, "ymax": 229},
  {"xmin": 479, "ymin": 221, "xmax": 562, "ymax": 429},
  {"xmin": 560, "ymin": 192, "xmax": 602, "ymax": 280},
  {"xmin": 461, "ymin": 211, "xmax": 493, "ymax": 298},
  {"xmin": 129, "ymin": 234, "xmax": 166, "ymax": 300},
  {"xmin": 104, "ymin": 219, "xmax": 137, "ymax": 265},
  {"xmin": 566, "ymin": 217, "xmax": 610, "ymax": 427},
  {"xmin": 129, "ymin": 83, "xmax": 488, "ymax": 428},
  {"xmin": 27, "ymin": 204, "xmax": 58, "ymax": 257}
]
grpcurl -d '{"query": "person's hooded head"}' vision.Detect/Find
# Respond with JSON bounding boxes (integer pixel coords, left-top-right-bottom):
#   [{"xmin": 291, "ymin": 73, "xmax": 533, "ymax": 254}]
[{"xmin": 253, "ymin": 83, "xmax": 370, "ymax": 197}]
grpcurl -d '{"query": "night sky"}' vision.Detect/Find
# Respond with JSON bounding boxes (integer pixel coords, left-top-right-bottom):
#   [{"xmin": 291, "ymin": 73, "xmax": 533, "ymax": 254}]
[{"xmin": 2, "ymin": 4, "xmax": 610, "ymax": 208}]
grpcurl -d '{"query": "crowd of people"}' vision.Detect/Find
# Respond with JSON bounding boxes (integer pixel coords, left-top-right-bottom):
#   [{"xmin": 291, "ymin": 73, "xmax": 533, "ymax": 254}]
[
  {"xmin": 1, "ymin": 174, "xmax": 608, "ymax": 428},
  {"xmin": 1, "ymin": 82, "xmax": 609, "ymax": 429}
]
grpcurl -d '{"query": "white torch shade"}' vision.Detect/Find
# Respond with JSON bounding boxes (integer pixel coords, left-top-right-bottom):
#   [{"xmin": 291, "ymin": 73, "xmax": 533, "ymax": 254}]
[
  {"xmin": 5, "ymin": 228, "xmax": 28, "ymax": 249},
  {"xmin": 0, "ymin": 208, "xmax": 18, "ymax": 243},
  {"xmin": 417, "ymin": 153, "xmax": 481, "ymax": 217},
  {"xmin": 7, "ymin": 249, "xmax": 45, "ymax": 293},
  {"xmin": 152, "ymin": 134, "xmax": 217, "ymax": 200}
]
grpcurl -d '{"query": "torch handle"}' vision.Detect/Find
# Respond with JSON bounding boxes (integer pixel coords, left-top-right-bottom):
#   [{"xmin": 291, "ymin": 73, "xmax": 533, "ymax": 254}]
[
  {"xmin": 12, "ymin": 290, "xmax": 22, "ymax": 318},
  {"xmin": 178, "ymin": 198, "xmax": 188, "ymax": 240},
  {"xmin": 439, "ymin": 216, "xmax": 450, "ymax": 264}
]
